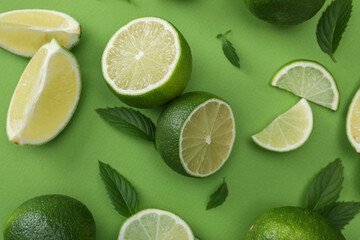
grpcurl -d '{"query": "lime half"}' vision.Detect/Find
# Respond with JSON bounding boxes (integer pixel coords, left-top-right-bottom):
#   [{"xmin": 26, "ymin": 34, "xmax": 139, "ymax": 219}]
[
  {"xmin": 252, "ymin": 99, "xmax": 313, "ymax": 152},
  {"xmin": 346, "ymin": 88, "xmax": 360, "ymax": 153},
  {"xmin": 118, "ymin": 209, "xmax": 194, "ymax": 240},
  {"xmin": 102, "ymin": 17, "xmax": 192, "ymax": 108},
  {"xmin": 271, "ymin": 60, "xmax": 339, "ymax": 111},
  {"xmin": 156, "ymin": 92, "xmax": 235, "ymax": 177}
]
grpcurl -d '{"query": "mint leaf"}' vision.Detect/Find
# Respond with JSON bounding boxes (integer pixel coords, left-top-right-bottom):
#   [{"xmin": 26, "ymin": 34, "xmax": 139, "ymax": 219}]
[
  {"xmin": 207, "ymin": 178, "xmax": 229, "ymax": 210},
  {"xmin": 322, "ymin": 202, "xmax": 360, "ymax": 230},
  {"xmin": 96, "ymin": 107, "xmax": 156, "ymax": 142},
  {"xmin": 217, "ymin": 31, "xmax": 240, "ymax": 69},
  {"xmin": 305, "ymin": 159, "xmax": 343, "ymax": 212},
  {"xmin": 316, "ymin": 0, "xmax": 352, "ymax": 62},
  {"xmin": 99, "ymin": 161, "xmax": 139, "ymax": 218}
]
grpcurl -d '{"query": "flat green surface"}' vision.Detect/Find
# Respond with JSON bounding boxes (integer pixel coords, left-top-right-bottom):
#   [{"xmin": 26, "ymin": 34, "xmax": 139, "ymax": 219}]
[{"xmin": 0, "ymin": 0, "xmax": 359, "ymax": 239}]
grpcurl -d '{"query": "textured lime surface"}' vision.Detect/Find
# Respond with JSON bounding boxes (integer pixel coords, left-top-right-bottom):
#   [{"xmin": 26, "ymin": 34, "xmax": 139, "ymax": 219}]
[
  {"xmin": 246, "ymin": 207, "xmax": 345, "ymax": 240},
  {"xmin": 4, "ymin": 195, "xmax": 95, "ymax": 240},
  {"xmin": 243, "ymin": 0, "xmax": 326, "ymax": 25}
]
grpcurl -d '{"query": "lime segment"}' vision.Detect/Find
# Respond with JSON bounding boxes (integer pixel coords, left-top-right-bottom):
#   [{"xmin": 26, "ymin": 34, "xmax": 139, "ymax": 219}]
[{"xmin": 346, "ymin": 88, "xmax": 360, "ymax": 153}]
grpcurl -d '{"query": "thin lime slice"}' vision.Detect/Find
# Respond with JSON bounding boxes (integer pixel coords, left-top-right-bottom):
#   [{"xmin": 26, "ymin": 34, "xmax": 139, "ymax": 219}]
[
  {"xmin": 252, "ymin": 99, "xmax": 313, "ymax": 152},
  {"xmin": 346, "ymin": 88, "xmax": 360, "ymax": 153},
  {"xmin": 271, "ymin": 60, "xmax": 339, "ymax": 111},
  {"xmin": 118, "ymin": 209, "xmax": 194, "ymax": 240}
]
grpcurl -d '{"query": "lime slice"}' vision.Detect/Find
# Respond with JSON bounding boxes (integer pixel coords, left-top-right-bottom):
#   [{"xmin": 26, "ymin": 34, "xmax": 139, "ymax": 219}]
[
  {"xmin": 271, "ymin": 60, "xmax": 339, "ymax": 111},
  {"xmin": 7, "ymin": 39, "xmax": 81, "ymax": 145},
  {"xmin": 0, "ymin": 9, "xmax": 81, "ymax": 57},
  {"xmin": 346, "ymin": 88, "xmax": 360, "ymax": 153},
  {"xmin": 118, "ymin": 209, "xmax": 194, "ymax": 240},
  {"xmin": 102, "ymin": 17, "xmax": 192, "ymax": 108},
  {"xmin": 252, "ymin": 99, "xmax": 313, "ymax": 152},
  {"xmin": 156, "ymin": 92, "xmax": 236, "ymax": 177}
]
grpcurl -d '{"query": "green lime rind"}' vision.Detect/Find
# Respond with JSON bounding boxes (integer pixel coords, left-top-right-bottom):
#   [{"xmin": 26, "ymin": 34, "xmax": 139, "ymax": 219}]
[
  {"xmin": 156, "ymin": 91, "xmax": 230, "ymax": 177},
  {"xmin": 4, "ymin": 195, "xmax": 95, "ymax": 240},
  {"xmin": 243, "ymin": 0, "xmax": 326, "ymax": 25},
  {"xmin": 246, "ymin": 207, "xmax": 345, "ymax": 240}
]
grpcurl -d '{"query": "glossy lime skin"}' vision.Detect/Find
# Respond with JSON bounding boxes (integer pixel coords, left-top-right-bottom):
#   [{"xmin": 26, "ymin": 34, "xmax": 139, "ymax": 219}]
[
  {"xmin": 4, "ymin": 195, "xmax": 96, "ymax": 240},
  {"xmin": 246, "ymin": 207, "xmax": 345, "ymax": 240},
  {"xmin": 155, "ymin": 91, "xmax": 219, "ymax": 177},
  {"xmin": 243, "ymin": 0, "xmax": 326, "ymax": 25}
]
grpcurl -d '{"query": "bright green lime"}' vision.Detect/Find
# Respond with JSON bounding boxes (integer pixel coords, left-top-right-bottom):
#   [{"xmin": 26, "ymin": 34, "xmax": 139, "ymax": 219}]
[
  {"xmin": 4, "ymin": 195, "xmax": 96, "ymax": 240},
  {"xmin": 243, "ymin": 0, "xmax": 326, "ymax": 25},
  {"xmin": 156, "ymin": 91, "xmax": 235, "ymax": 178},
  {"xmin": 246, "ymin": 207, "xmax": 345, "ymax": 240}
]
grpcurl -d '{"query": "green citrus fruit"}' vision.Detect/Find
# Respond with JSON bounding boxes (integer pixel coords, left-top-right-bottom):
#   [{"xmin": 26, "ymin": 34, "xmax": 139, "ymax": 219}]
[
  {"xmin": 156, "ymin": 91, "xmax": 236, "ymax": 178},
  {"xmin": 102, "ymin": 17, "xmax": 192, "ymax": 108},
  {"xmin": 246, "ymin": 207, "xmax": 345, "ymax": 240},
  {"xmin": 243, "ymin": 0, "xmax": 326, "ymax": 25},
  {"xmin": 3, "ymin": 194, "xmax": 96, "ymax": 240}
]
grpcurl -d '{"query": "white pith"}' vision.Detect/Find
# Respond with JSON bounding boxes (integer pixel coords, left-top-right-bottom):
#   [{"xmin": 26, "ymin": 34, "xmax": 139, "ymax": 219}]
[
  {"xmin": 346, "ymin": 89, "xmax": 360, "ymax": 153},
  {"xmin": 179, "ymin": 99, "xmax": 236, "ymax": 177},
  {"xmin": 102, "ymin": 17, "xmax": 181, "ymax": 95},
  {"xmin": 118, "ymin": 209, "xmax": 194, "ymax": 240},
  {"xmin": 6, "ymin": 39, "xmax": 80, "ymax": 145}
]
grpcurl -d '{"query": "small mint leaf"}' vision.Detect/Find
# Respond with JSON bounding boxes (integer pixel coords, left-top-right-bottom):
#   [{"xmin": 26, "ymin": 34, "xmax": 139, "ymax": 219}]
[{"xmin": 207, "ymin": 178, "xmax": 229, "ymax": 210}]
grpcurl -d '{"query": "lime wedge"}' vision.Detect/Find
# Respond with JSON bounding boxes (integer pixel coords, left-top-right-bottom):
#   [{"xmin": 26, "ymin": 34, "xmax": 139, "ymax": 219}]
[
  {"xmin": 271, "ymin": 60, "xmax": 339, "ymax": 111},
  {"xmin": 7, "ymin": 39, "xmax": 81, "ymax": 145},
  {"xmin": 346, "ymin": 88, "xmax": 360, "ymax": 153},
  {"xmin": 0, "ymin": 9, "xmax": 81, "ymax": 57},
  {"xmin": 102, "ymin": 17, "xmax": 192, "ymax": 108},
  {"xmin": 252, "ymin": 99, "xmax": 313, "ymax": 152},
  {"xmin": 118, "ymin": 209, "xmax": 194, "ymax": 240}
]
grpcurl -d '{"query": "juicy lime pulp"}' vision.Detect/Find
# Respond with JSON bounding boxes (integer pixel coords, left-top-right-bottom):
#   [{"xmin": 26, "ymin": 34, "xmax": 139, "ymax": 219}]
[
  {"xmin": 246, "ymin": 207, "xmax": 345, "ymax": 240},
  {"xmin": 271, "ymin": 60, "xmax": 339, "ymax": 111},
  {"xmin": 243, "ymin": 0, "xmax": 326, "ymax": 25},
  {"xmin": 102, "ymin": 17, "xmax": 192, "ymax": 108},
  {"xmin": 346, "ymin": 88, "xmax": 360, "ymax": 153},
  {"xmin": 3, "ymin": 194, "xmax": 95, "ymax": 240},
  {"xmin": 156, "ymin": 91, "xmax": 235, "ymax": 177},
  {"xmin": 118, "ymin": 209, "xmax": 194, "ymax": 240},
  {"xmin": 0, "ymin": 9, "xmax": 81, "ymax": 57}
]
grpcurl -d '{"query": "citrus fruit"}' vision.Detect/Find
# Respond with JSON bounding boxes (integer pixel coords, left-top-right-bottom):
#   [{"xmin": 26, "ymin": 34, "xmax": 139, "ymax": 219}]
[
  {"xmin": 346, "ymin": 88, "xmax": 360, "ymax": 153},
  {"xmin": 243, "ymin": 0, "xmax": 326, "ymax": 25},
  {"xmin": 102, "ymin": 17, "xmax": 192, "ymax": 108},
  {"xmin": 0, "ymin": 9, "xmax": 81, "ymax": 57},
  {"xmin": 7, "ymin": 39, "xmax": 81, "ymax": 145},
  {"xmin": 271, "ymin": 60, "xmax": 339, "ymax": 111},
  {"xmin": 118, "ymin": 209, "xmax": 194, "ymax": 240},
  {"xmin": 3, "ymin": 194, "xmax": 96, "ymax": 240},
  {"xmin": 246, "ymin": 207, "xmax": 345, "ymax": 240},
  {"xmin": 156, "ymin": 91, "xmax": 236, "ymax": 178},
  {"xmin": 252, "ymin": 99, "xmax": 313, "ymax": 152}
]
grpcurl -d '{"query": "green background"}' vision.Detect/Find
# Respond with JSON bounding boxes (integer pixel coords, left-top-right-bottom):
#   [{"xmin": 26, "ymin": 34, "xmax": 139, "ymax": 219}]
[{"xmin": 1, "ymin": 0, "xmax": 360, "ymax": 239}]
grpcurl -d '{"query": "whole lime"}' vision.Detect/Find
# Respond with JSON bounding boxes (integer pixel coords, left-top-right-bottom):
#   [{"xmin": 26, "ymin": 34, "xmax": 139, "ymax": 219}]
[
  {"xmin": 243, "ymin": 0, "xmax": 326, "ymax": 25},
  {"xmin": 246, "ymin": 207, "xmax": 345, "ymax": 240},
  {"xmin": 3, "ymin": 194, "xmax": 96, "ymax": 240}
]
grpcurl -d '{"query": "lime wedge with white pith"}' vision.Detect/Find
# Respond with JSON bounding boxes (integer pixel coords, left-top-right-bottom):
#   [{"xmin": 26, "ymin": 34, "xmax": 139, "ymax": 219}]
[
  {"xmin": 252, "ymin": 99, "xmax": 313, "ymax": 152},
  {"xmin": 0, "ymin": 9, "xmax": 81, "ymax": 57},
  {"xmin": 7, "ymin": 39, "xmax": 81, "ymax": 145},
  {"xmin": 271, "ymin": 60, "xmax": 339, "ymax": 111},
  {"xmin": 346, "ymin": 88, "xmax": 360, "ymax": 153},
  {"xmin": 102, "ymin": 17, "xmax": 192, "ymax": 108},
  {"xmin": 118, "ymin": 209, "xmax": 194, "ymax": 240},
  {"xmin": 156, "ymin": 92, "xmax": 236, "ymax": 178}
]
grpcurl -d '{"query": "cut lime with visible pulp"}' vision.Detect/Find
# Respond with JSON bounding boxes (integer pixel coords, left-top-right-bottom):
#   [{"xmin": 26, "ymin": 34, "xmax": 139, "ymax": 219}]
[
  {"xmin": 102, "ymin": 17, "xmax": 192, "ymax": 108},
  {"xmin": 118, "ymin": 209, "xmax": 194, "ymax": 240},
  {"xmin": 252, "ymin": 99, "xmax": 313, "ymax": 152},
  {"xmin": 271, "ymin": 60, "xmax": 339, "ymax": 111},
  {"xmin": 156, "ymin": 91, "xmax": 236, "ymax": 178},
  {"xmin": 7, "ymin": 39, "xmax": 81, "ymax": 145},
  {"xmin": 0, "ymin": 9, "xmax": 81, "ymax": 57},
  {"xmin": 346, "ymin": 88, "xmax": 360, "ymax": 153}
]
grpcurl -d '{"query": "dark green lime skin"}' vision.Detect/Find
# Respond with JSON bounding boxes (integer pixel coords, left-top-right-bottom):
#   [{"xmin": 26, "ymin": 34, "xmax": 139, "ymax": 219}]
[
  {"xmin": 243, "ymin": 0, "xmax": 326, "ymax": 25},
  {"xmin": 155, "ymin": 91, "xmax": 219, "ymax": 177},
  {"xmin": 246, "ymin": 207, "xmax": 345, "ymax": 240},
  {"xmin": 4, "ymin": 195, "xmax": 96, "ymax": 240}
]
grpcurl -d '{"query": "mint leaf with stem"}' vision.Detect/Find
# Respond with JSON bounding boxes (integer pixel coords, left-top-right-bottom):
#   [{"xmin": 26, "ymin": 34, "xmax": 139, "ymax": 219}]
[
  {"xmin": 207, "ymin": 178, "xmax": 229, "ymax": 210},
  {"xmin": 217, "ymin": 30, "xmax": 240, "ymax": 68}
]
